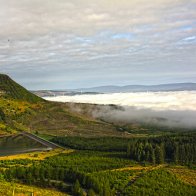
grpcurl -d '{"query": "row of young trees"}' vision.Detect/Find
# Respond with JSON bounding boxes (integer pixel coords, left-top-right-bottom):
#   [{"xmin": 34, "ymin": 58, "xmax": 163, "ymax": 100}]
[
  {"xmin": 2, "ymin": 161, "xmax": 114, "ymax": 195},
  {"xmin": 51, "ymin": 136, "xmax": 130, "ymax": 151}
]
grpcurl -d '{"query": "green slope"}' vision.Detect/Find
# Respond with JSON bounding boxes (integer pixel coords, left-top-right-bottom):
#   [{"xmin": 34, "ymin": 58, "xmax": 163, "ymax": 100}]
[
  {"xmin": 0, "ymin": 74, "xmax": 122, "ymax": 137},
  {"xmin": 0, "ymin": 74, "xmax": 42, "ymax": 103}
]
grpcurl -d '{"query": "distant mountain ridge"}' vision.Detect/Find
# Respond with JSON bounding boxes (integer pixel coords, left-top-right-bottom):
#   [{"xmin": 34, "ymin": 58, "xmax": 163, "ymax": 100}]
[
  {"xmin": 32, "ymin": 90, "xmax": 100, "ymax": 97},
  {"xmin": 33, "ymin": 83, "xmax": 196, "ymax": 97},
  {"xmin": 73, "ymin": 83, "xmax": 196, "ymax": 93}
]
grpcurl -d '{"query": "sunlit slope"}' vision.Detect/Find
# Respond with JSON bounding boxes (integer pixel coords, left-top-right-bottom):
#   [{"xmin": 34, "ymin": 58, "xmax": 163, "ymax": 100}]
[
  {"xmin": 23, "ymin": 101, "xmax": 122, "ymax": 137},
  {"xmin": 0, "ymin": 74, "xmax": 121, "ymax": 137}
]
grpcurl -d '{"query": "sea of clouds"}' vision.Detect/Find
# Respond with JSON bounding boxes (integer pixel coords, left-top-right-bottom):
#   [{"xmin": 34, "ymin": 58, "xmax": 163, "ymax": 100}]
[{"xmin": 44, "ymin": 91, "xmax": 196, "ymax": 128}]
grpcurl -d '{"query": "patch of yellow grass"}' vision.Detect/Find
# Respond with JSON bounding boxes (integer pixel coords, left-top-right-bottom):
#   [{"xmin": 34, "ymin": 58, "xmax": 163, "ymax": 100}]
[
  {"xmin": 167, "ymin": 166, "xmax": 196, "ymax": 186},
  {"xmin": 111, "ymin": 164, "xmax": 167, "ymax": 172},
  {"xmin": 111, "ymin": 166, "xmax": 146, "ymax": 172},
  {"xmin": 0, "ymin": 148, "xmax": 74, "ymax": 161},
  {"xmin": 0, "ymin": 181, "xmax": 68, "ymax": 196}
]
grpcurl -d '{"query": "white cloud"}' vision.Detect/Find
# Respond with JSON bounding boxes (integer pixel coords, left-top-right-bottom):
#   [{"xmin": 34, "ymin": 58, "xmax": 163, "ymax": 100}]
[
  {"xmin": 44, "ymin": 91, "xmax": 196, "ymax": 128},
  {"xmin": 44, "ymin": 91, "xmax": 196, "ymax": 111}
]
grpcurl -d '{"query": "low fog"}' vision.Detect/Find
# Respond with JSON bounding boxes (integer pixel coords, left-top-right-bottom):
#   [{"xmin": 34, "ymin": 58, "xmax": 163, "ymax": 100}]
[{"xmin": 45, "ymin": 91, "xmax": 196, "ymax": 128}]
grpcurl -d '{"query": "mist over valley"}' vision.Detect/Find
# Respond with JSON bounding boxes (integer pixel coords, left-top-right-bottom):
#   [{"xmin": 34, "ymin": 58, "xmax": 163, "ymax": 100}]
[{"xmin": 45, "ymin": 91, "xmax": 196, "ymax": 128}]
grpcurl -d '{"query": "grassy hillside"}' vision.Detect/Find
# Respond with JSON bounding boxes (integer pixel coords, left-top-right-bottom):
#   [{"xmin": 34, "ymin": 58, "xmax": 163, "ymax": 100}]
[
  {"xmin": 0, "ymin": 74, "xmax": 42, "ymax": 103},
  {"xmin": 0, "ymin": 97, "xmax": 125, "ymax": 136},
  {"xmin": 0, "ymin": 74, "xmax": 125, "ymax": 137}
]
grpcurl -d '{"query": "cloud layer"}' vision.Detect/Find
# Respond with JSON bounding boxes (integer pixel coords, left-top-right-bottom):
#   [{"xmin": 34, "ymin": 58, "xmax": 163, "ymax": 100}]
[
  {"xmin": 45, "ymin": 91, "xmax": 196, "ymax": 111},
  {"xmin": 45, "ymin": 91, "xmax": 196, "ymax": 128},
  {"xmin": 0, "ymin": 0, "xmax": 196, "ymax": 89}
]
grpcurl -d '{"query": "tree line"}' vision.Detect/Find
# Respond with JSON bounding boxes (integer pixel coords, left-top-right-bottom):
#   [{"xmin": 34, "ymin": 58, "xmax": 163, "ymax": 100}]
[
  {"xmin": 127, "ymin": 134, "xmax": 196, "ymax": 164},
  {"xmin": 52, "ymin": 133, "xmax": 196, "ymax": 165}
]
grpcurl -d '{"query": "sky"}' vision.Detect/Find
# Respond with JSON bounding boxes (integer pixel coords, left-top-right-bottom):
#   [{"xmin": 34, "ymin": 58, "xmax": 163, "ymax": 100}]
[{"xmin": 0, "ymin": 0, "xmax": 196, "ymax": 90}]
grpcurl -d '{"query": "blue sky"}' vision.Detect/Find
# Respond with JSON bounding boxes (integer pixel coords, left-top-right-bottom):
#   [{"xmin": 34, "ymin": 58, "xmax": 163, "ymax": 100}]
[{"xmin": 0, "ymin": 0, "xmax": 196, "ymax": 90}]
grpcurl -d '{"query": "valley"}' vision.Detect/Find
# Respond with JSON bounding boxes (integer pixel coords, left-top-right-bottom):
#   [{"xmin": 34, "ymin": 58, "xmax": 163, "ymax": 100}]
[{"xmin": 0, "ymin": 74, "xmax": 196, "ymax": 195}]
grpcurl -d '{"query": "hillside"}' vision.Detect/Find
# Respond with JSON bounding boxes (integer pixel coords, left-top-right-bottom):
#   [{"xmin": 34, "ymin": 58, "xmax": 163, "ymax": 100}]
[
  {"xmin": 0, "ymin": 74, "xmax": 124, "ymax": 137},
  {"xmin": 0, "ymin": 74, "xmax": 42, "ymax": 103}
]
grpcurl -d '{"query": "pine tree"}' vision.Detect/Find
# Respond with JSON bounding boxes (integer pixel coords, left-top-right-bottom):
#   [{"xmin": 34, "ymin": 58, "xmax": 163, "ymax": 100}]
[
  {"xmin": 26, "ymin": 172, "xmax": 33, "ymax": 185},
  {"xmin": 72, "ymin": 179, "xmax": 82, "ymax": 196},
  {"xmin": 88, "ymin": 189, "xmax": 96, "ymax": 196},
  {"xmin": 151, "ymin": 148, "xmax": 156, "ymax": 165},
  {"xmin": 127, "ymin": 143, "xmax": 131, "ymax": 158},
  {"xmin": 148, "ymin": 144, "xmax": 153, "ymax": 163},
  {"xmin": 59, "ymin": 168, "xmax": 65, "ymax": 181},
  {"xmin": 155, "ymin": 145, "xmax": 164, "ymax": 164},
  {"xmin": 103, "ymin": 181, "xmax": 111, "ymax": 196},
  {"xmin": 174, "ymin": 143, "xmax": 179, "ymax": 164}
]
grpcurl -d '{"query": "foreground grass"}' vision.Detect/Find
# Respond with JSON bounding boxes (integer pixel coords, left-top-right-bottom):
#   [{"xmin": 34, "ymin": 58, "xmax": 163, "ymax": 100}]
[{"xmin": 0, "ymin": 181, "xmax": 68, "ymax": 196}]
